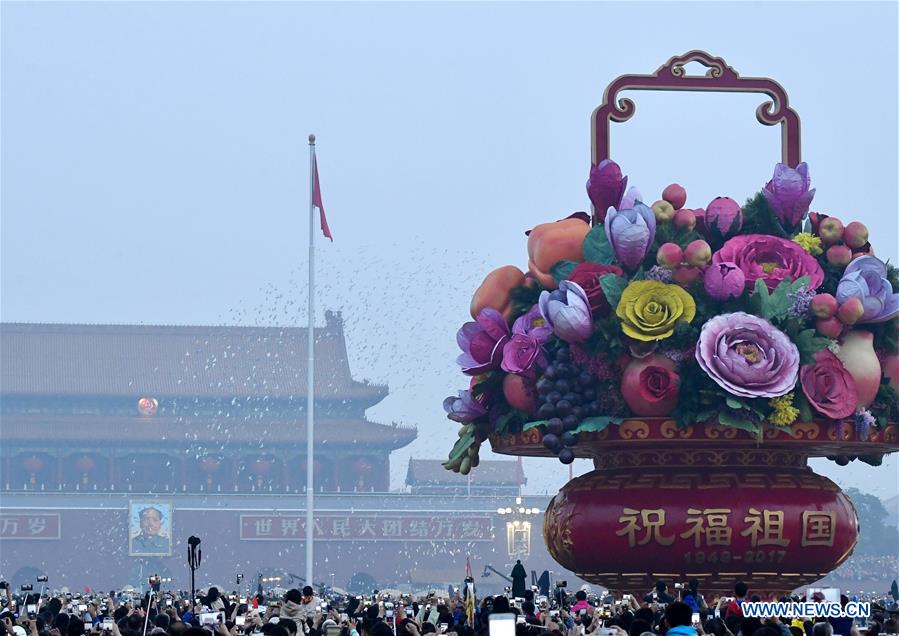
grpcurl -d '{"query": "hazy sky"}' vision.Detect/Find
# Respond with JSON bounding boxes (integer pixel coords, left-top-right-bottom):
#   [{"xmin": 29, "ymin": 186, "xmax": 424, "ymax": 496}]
[{"xmin": 2, "ymin": 1, "xmax": 897, "ymax": 499}]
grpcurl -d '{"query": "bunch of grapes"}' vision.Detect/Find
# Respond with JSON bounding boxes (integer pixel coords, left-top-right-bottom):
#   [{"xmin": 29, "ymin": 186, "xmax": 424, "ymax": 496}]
[{"xmin": 534, "ymin": 345, "xmax": 603, "ymax": 464}]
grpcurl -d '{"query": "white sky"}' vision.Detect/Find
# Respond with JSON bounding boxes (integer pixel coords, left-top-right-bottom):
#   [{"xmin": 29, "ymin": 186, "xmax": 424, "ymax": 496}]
[{"xmin": 2, "ymin": 1, "xmax": 897, "ymax": 500}]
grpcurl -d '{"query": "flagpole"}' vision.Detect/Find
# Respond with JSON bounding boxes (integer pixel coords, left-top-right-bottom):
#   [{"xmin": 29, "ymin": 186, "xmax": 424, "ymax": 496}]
[{"xmin": 306, "ymin": 133, "xmax": 316, "ymax": 587}]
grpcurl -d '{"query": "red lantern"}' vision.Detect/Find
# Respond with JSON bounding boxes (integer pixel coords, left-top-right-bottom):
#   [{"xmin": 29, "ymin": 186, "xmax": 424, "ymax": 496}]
[
  {"xmin": 200, "ymin": 458, "xmax": 221, "ymax": 485},
  {"xmin": 137, "ymin": 397, "xmax": 158, "ymax": 416},
  {"xmin": 23, "ymin": 456, "xmax": 44, "ymax": 485},
  {"xmin": 75, "ymin": 456, "xmax": 96, "ymax": 484}
]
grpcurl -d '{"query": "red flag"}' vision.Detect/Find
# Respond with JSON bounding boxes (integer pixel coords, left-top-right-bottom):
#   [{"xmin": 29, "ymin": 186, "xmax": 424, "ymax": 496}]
[{"xmin": 312, "ymin": 155, "xmax": 333, "ymax": 241}]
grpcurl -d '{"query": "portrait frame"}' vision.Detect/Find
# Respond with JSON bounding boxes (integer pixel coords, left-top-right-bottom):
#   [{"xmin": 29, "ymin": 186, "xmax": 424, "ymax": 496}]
[{"xmin": 128, "ymin": 500, "xmax": 173, "ymax": 557}]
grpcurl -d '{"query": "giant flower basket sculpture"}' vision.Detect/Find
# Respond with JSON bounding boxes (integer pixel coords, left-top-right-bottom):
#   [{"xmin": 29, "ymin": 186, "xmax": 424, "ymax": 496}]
[{"xmin": 442, "ymin": 51, "xmax": 899, "ymax": 594}]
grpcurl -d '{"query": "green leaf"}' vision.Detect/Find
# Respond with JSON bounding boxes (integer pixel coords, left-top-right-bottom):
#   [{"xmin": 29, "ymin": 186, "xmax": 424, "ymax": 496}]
[
  {"xmin": 550, "ymin": 260, "xmax": 578, "ymax": 285},
  {"xmin": 718, "ymin": 411, "xmax": 760, "ymax": 434},
  {"xmin": 583, "ymin": 225, "xmax": 615, "ymax": 265},
  {"xmin": 447, "ymin": 431, "xmax": 475, "ymax": 462},
  {"xmin": 522, "ymin": 419, "xmax": 548, "ymax": 432},
  {"xmin": 599, "ymin": 274, "xmax": 628, "ymax": 309},
  {"xmin": 794, "ymin": 390, "xmax": 814, "ymax": 423},
  {"xmin": 748, "ymin": 277, "xmax": 793, "ymax": 321},
  {"xmin": 725, "ymin": 397, "xmax": 746, "ymax": 410},
  {"xmin": 573, "ymin": 416, "xmax": 622, "ymax": 434},
  {"xmin": 795, "ymin": 328, "xmax": 830, "ymax": 365},
  {"xmin": 493, "ymin": 411, "xmax": 518, "ymax": 435}
]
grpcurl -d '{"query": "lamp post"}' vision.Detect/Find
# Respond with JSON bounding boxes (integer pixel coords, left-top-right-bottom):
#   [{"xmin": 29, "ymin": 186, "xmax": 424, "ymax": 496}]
[{"xmin": 496, "ymin": 496, "xmax": 541, "ymax": 560}]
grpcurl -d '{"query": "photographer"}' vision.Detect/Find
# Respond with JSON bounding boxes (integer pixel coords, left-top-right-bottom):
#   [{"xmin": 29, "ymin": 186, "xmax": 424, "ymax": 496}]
[{"xmin": 681, "ymin": 582, "xmax": 707, "ymax": 614}]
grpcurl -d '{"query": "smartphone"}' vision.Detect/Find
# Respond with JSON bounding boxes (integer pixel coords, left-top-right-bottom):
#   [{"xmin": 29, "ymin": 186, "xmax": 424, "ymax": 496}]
[
  {"xmin": 79, "ymin": 604, "xmax": 88, "ymax": 612},
  {"xmin": 340, "ymin": 614, "xmax": 348, "ymax": 623},
  {"xmin": 256, "ymin": 606, "xmax": 267, "ymax": 615},
  {"xmin": 386, "ymin": 611, "xmax": 394, "ymax": 618},
  {"xmin": 200, "ymin": 613, "xmax": 218, "ymax": 626},
  {"xmin": 579, "ymin": 609, "xmax": 587, "ymax": 616},
  {"xmin": 102, "ymin": 619, "xmax": 114, "ymax": 632},
  {"xmin": 236, "ymin": 617, "xmax": 246, "ymax": 627},
  {"xmin": 439, "ymin": 624, "xmax": 448, "ymax": 633},
  {"xmin": 516, "ymin": 617, "xmax": 526, "ymax": 625},
  {"xmin": 489, "ymin": 613, "xmax": 515, "ymax": 636},
  {"xmin": 27, "ymin": 604, "xmax": 37, "ymax": 614},
  {"xmin": 325, "ymin": 627, "xmax": 341, "ymax": 636},
  {"xmin": 550, "ymin": 611, "xmax": 560, "ymax": 618},
  {"xmin": 84, "ymin": 623, "xmax": 93, "ymax": 631},
  {"xmin": 692, "ymin": 614, "xmax": 701, "ymax": 629}
]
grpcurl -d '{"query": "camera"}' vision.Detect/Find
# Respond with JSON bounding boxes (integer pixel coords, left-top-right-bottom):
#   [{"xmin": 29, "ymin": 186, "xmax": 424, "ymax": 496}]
[
  {"xmin": 674, "ymin": 583, "xmax": 684, "ymax": 590},
  {"xmin": 37, "ymin": 576, "xmax": 48, "ymax": 583},
  {"xmin": 21, "ymin": 585, "xmax": 33, "ymax": 592}
]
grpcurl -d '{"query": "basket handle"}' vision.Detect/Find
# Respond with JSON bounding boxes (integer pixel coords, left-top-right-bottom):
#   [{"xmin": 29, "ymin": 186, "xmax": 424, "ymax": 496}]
[{"xmin": 592, "ymin": 50, "xmax": 802, "ymax": 168}]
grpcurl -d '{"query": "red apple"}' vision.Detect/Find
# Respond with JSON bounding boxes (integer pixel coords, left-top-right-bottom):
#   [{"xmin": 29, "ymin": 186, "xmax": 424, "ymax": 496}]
[{"xmin": 662, "ymin": 184, "xmax": 687, "ymax": 210}]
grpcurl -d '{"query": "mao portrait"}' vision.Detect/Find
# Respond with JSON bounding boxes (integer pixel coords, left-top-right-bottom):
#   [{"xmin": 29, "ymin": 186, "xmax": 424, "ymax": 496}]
[{"xmin": 129, "ymin": 501, "xmax": 173, "ymax": 556}]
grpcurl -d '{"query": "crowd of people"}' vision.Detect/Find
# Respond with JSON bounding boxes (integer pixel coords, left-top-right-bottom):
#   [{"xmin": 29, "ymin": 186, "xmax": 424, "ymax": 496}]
[
  {"xmin": 2, "ymin": 578, "xmax": 898, "ymax": 636},
  {"xmin": 829, "ymin": 558, "xmax": 899, "ymax": 583}
]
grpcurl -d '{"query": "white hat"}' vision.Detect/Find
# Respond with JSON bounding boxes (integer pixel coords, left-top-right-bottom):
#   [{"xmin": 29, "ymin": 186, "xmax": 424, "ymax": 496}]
[{"xmin": 13, "ymin": 627, "xmax": 27, "ymax": 636}]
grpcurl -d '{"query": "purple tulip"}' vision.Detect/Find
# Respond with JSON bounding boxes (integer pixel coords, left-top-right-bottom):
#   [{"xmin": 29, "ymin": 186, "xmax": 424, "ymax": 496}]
[
  {"xmin": 586, "ymin": 160, "xmax": 627, "ymax": 224},
  {"xmin": 456, "ymin": 307, "xmax": 510, "ymax": 375},
  {"xmin": 605, "ymin": 201, "xmax": 656, "ymax": 271},
  {"xmin": 703, "ymin": 261, "xmax": 746, "ymax": 301},
  {"xmin": 836, "ymin": 255, "xmax": 899, "ymax": 323},
  {"xmin": 706, "ymin": 197, "xmax": 743, "ymax": 237},
  {"xmin": 695, "ymin": 312, "xmax": 800, "ymax": 398},
  {"xmin": 762, "ymin": 162, "xmax": 816, "ymax": 229},
  {"xmin": 538, "ymin": 281, "xmax": 593, "ymax": 343},
  {"xmin": 443, "ymin": 390, "xmax": 487, "ymax": 423}
]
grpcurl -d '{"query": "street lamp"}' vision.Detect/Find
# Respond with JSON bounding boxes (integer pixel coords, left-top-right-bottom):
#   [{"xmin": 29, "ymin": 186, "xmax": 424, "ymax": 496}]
[{"xmin": 497, "ymin": 496, "xmax": 541, "ymax": 560}]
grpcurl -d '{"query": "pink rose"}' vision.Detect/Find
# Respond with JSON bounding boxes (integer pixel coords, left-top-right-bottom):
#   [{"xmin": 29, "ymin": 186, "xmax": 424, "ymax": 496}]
[{"xmin": 800, "ymin": 349, "xmax": 858, "ymax": 419}]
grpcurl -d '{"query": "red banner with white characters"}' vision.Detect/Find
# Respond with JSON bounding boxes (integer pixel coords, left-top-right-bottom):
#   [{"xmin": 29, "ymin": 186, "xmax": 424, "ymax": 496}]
[
  {"xmin": 240, "ymin": 514, "xmax": 493, "ymax": 542},
  {"xmin": 0, "ymin": 513, "xmax": 61, "ymax": 539}
]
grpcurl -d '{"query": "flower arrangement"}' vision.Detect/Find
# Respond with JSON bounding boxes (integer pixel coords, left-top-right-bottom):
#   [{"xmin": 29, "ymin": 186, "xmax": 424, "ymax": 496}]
[{"xmin": 442, "ymin": 160, "xmax": 899, "ymax": 473}]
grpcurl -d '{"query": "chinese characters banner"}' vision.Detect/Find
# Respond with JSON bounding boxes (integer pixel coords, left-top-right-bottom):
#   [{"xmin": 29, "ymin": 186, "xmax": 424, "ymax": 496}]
[
  {"xmin": 0, "ymin": 513, "xmax": 61, "ymax": 540},
  {"xmin": 545, "ymin": 469, "xmax": 858, "ymax": 579},
  {"xmin": 240, "ymin": 514, "xmax": 494, "ymax": 542}
]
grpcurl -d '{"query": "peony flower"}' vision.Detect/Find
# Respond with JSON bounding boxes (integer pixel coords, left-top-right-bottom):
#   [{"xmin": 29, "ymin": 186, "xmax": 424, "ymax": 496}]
[
  {"xmin": 799, "ymin": 349, "xmax": 858, "ymax": 419},
  {"xmin": 443, "ymin": 390, "xmax": 488, "ymax": 423},
  {"xmin": 712, "ymin": 234, "xmax": 824, "ymax": 292},
  {"xmin": 705, "ymin": 197, "xmax": 743, "ymax": 237},
  {"xmin": 501, "ymin": 333, "xmax": 544, "ymax": 374},
  {"xmin": 703, "ymin": 261, "xmax": 746, "ymax": 301},
  {"xmin": 538, "ymin": 280, "xmax": 593, "ymax": 343},
  {"xmin": 762, "ymin": 162, "xmax": 816, "ymax": 229},
  {"xmin": 616, "ymin": 280, "xmax": 696, "ymax": 342},
  {"xmin": 456, "ymin": 308, "xmax": 510, "ymax": 375},
  {"xmin": 586, "ymin": 160, "xmax": 627, "ymax": 224},
  {"xmin": 605, "ymin": 201, "xmax": 657, "ymax": 271},
  {"xmin": 695, "ymin": 312, "xmax": 800, "ymax": 398},
  {"xmin": 835, "ymin": 255, "xmax": 899, "ymax": 323},
  {"xmin": 566, "ymin": 262, "xmax": 625, "ymax": 316}
]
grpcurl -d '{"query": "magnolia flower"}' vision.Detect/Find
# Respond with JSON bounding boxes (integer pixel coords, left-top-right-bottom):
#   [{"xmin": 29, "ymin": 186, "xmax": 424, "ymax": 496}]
[
  {"xmin": 443, "ymin": 390, "xmax": 488, "ymax": 423},
  {"xmin": 762, "ymin": 162, "xmax": 816, "ymax": 229},
  {"xmin": 835, "ymin": 255, "xmax": 899, "ymax": 323},
  {"xmin": 455, "ymin": 308, "xmax": 510, "ymax": 375},
  {"xmin": 605, "ymin": 201, "xmax": 656, "ymax": 271},
  {"xmin": 586, "ymin": 160, "xmax": 627, "ymax": 224},
  {"xmin": 538, "ymin": 281, "xmax": 593, "ymax": 343}
]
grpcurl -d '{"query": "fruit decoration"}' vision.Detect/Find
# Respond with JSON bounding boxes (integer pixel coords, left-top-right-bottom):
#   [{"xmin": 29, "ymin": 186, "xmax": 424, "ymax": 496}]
[{"xmin": 443, "ymin": 161, "xmax": 899, "ymax": 471}]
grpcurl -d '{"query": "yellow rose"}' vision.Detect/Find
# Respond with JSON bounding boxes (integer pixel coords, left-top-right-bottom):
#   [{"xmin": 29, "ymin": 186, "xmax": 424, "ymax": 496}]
[{"xmin": 616, "ymin": 280, "xmax": 696, "ymax": 341}]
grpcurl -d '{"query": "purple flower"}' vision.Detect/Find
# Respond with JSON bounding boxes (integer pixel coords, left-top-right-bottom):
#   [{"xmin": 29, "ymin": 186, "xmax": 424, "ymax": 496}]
[
  {"xmin": 835, "ymin": 255, "xmax": 899, "ymax": 323},
  {"xmin": 605, "ymin": 201, "xmax": 656, "ymax": 271},
  {"xmin": 705, "ymin": 197, "xmax": 743, "ymax": 237},
  {"xmin": 538, "ymin": 280, "xmax": 593, "ymax": 343},
  {"xmin": 443, "ymin": 390, "xmax": 487, "ymax": 423},
  {"xmin": 501, "ymin": 333, "xmax": 545, "ymax": 374},
  {"xmin": 788, "ymin": 287, "xmax": 815, "ymax": 318},
  {"xmin": 762, "ymin": 162, "xmax": 816, "ymax": 229},
  {"xmin": 456, "ymin": 308, "xmax": 510, "ymax": 375},
  {"xmin": 646, "ymin": 265, "xmax": 674, "ymax": 283},
  {"xmin": 586, "ymin": 160, "xmax": 627, "ymax": 224},
  {"xmin": 703, "ymin": 261, "xmax": 746, "ymax": 301},
  {"xmin": 512, "ymin": 304, "xmax": 553, "ymax": 343},
  {"xmin": 695, "ymin": 312, "xmax": 800, "ymax": 398},
  {"xmin": 854, "ymin": 408, "xmax": 875, "ymax": 440}
]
